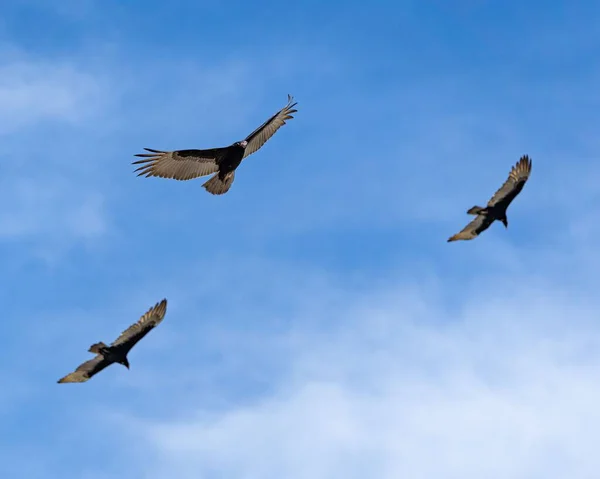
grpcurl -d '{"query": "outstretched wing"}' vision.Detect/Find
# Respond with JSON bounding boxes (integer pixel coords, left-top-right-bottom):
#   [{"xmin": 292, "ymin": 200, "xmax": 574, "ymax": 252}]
[
  {"xmin": 447, "ymin": 214, "xmax": 494, "ymax": 242},
  {"xmin": 110, "ymin": 299, "xmax": 167, "ymax": 354},
  {"xmin": 57, "ymin": 354, "xmax": 111, "ymax": 383},
  {"xmin": 242, "ymin": 94, "xmax": 298, "ymax": 158},
  {"xmin": 132, "ymin": 148, "xmax": 222, "ymax": 180},
  {"xmin": 486, "ymin": 155, "xmax": 532, "ymax": 208}
]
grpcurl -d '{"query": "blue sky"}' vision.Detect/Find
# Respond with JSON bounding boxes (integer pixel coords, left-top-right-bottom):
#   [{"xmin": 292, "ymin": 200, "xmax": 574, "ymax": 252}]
[{"xmin": 2, "ymin": 1, "xmax": 600, "ymax": 477}]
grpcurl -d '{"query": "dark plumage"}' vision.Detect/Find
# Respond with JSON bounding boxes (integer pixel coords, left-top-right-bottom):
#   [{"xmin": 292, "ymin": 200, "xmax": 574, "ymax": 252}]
[
  {"xmin": 133, "ymin": 94, "xmax": 298, "ymax": 195},
  {"xmin": 448, "ymin": 155, "xmax": 532, "ymax": 242},
  {"xmin": 57, "ymin": 299, "xmax": 167, "ymax": 383}
]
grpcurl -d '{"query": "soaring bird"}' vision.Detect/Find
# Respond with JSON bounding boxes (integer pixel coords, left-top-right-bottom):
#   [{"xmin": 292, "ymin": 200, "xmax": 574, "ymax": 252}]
[
  {"xmin": 133, "ymin": 94, "xmax": 298, "ymax": 195},
  {"xmin": 447, "ymin": 155, "xmax": 532, "ymax": 242},
  {"xmin": 57, "ymin": 299, "xmax": 167, "ymax": 383}
]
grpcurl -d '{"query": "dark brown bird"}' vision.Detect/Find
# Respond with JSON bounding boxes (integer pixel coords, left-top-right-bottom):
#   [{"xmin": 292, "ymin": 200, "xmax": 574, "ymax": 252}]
[
  {"xmin": 132, "ymin": 94, "xmax": 298, "ymax": 195},
  {"xmin": 448, "ymin": 155, "xmax": 532, "ymax": 242},
  {"xmin": 57, "ymin": 299, "xmax": 167, "ymax": 383}
]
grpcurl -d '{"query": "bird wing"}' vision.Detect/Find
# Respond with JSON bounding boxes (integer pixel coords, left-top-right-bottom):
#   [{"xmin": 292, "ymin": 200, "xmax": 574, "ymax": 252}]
[
  {"xmin": 447, "ymin": 214, "xmax": 494, "ymax": 242},
  {"xmin": 242, "ymin": 94, "xmax": 298, "ymax": 158},
  {"xmin": 486, "ymin": 155, "xmax": 532, "ymax": 208},
  {"xmin": 110, "ymin": 299, "xmax": 167, "ymax": 354},
  {"xmin": 132, "ymin": 148, "xmax": 222, "ymax": 180},
  {"xmin": 57, "ymin": 354, "xmax": 111, "ymax": 383}
]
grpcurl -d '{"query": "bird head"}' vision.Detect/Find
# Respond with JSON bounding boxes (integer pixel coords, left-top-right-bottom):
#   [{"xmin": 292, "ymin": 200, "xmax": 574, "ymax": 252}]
[
  {"xmin": 237, "ymin": 140, "xmax": 248, "ymax": 148},
  {"xmin": 120, "ymin": 358, "xmax": 130, "ymax": 369}
]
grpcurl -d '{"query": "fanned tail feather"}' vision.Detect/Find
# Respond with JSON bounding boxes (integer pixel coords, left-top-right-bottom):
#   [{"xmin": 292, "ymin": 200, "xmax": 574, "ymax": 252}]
[
  {"xmin": 467, "ymin": 206, "xmax": 485, "ymax": 215},
  {"xmin": 88, "ymin": 342, "xmax": 108, "ymax": 354},
  {"xmin": 202, "ymin": 171, "xmax": 235, "ymax": 195}
]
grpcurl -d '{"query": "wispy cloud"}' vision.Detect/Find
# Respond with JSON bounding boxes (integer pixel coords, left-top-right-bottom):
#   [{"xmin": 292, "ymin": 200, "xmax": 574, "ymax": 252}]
[
  {"xmin": 0, "ymin": 59, "xmax": 108, "ymax": 134},
  {"xmin": 118, "ymin": 266, "xmax": 600, "ymax": 479},
  {"xmin": 0, "ymin": 49, "xmax": 120, "ymax": 259},
  {"xmin": 0, "ymin": 176, "xmax": 106, "ymax": 240}
]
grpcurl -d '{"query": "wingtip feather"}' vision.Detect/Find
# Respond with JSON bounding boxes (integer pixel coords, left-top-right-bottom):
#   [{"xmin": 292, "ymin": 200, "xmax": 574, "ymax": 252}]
[
  {"xmin": 149, "ymin": 298, "xmax": 168, "ymax": 319},
  {"xmin": 157, "ymin": 298, "xmax": 167, "ymax": 310},
  {"xmin": 57, "ymin": 373, "xmax": 86, "ymax": 384},
  {"xmin": 516, "ymin": 154, "xmax": 532, "ymax": 169},
  {"xmin": 510, "ymin": 155, "xmax": 532, "ymax": 179},
  {"xmin": 285, "ymin": 94, "xmax": 298, "ymax": 109}
]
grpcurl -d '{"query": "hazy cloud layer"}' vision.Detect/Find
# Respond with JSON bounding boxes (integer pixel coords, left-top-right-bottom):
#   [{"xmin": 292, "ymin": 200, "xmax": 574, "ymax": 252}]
[
  {"xmin": 123, "ymin": 265, "xmax": 600, "ymax": 479},
  {"xmin": 0, "ymin": 60, "xmax": 108, "ymax": 133}
]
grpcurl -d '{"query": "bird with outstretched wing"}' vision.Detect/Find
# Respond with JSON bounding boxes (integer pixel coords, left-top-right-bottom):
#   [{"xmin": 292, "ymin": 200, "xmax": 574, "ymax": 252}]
[
  {"xmin": 448, "ymin": 155, "xmax": 532, "ymax": 242},
  {"xmin": 57, "ymin": 299, "xmax": 167, "ymax": 383},
  {"xmin": 132, "ymin": 94, "xmax": 298, "ymax": 195}
]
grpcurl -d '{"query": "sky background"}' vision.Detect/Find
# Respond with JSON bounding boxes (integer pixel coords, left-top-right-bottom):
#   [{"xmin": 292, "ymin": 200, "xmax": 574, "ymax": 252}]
[{"xmin": 2, "ymin": 1, "xmax": 600, "ymax": 478}]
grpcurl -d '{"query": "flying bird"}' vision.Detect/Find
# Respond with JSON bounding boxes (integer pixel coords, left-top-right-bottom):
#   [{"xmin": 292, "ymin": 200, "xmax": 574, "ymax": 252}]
[
  {"xmin": 447, "ymin": 155, "xmax": 532, "ymax": 242},
  {"xmin": 132, "ymin": 94, "xmax": 298, "ymax": 195},
  {"xmin": 57, "ymin": 299, "xmax": 167, "ymax": 383}
]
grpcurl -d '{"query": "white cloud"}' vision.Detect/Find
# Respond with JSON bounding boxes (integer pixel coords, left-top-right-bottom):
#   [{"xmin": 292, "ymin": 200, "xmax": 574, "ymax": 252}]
[
  {"xmin": 0, "ymin": 60, "xmax": 107, "ymax": 133},
  {"xmin": 105, "ymin": 264, "xmax": 600, "ymax": 479},
  {"xmin": 0, "ymin": 175, "xmax": 108, "ymax": 257},
  {"xmin": 0, "ymin": 51, "xmax": 118, "ymax": 257}
]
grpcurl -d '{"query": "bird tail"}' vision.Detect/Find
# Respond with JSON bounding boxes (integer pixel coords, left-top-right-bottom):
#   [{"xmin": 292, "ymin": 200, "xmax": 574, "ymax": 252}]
[
  {"xmin": 467, "ymin": 206, "xmax": 485, "ymax": 215},
  {"xmin": 89, "ymin": 342, "xmax": 108, "ymax": 354},
  {"xmin": 202, "ymin": 171, "xmax": 235, "ymax": 195}
]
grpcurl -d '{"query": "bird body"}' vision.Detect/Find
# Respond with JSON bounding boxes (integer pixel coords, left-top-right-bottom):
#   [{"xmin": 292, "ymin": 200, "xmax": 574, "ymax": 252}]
[
  {"xmin": 57, "ymin": 299, "xmax": 167, "ymax": 383},
  {"xmin": 88, "ymin": 341, "xmax": 130, "ymax": 368},
  {"xmin": 214, "ymin": 141, "xmax": 246, "ymax": 177},
  {"xmin": 133, "ymin": 95, "xmax": 297, "ymax": 195},
  {"xmin": 448, "ymin": 155, "xmax": 532, "ymax": 242}
]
